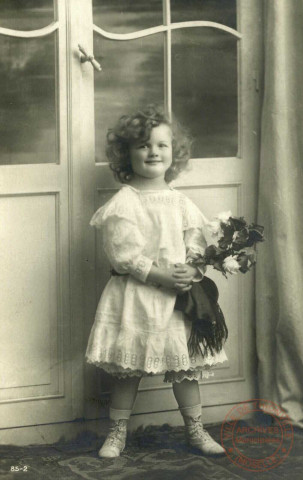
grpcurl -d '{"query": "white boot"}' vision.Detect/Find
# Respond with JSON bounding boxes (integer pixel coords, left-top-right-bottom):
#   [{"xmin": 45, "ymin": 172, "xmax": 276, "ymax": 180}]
[
  {"xmin": 98, "ymin": 419, "xmax": 127, "ymax": 458},
  {"xmin": 98, "ymin": 408, "xmax": 131, "ymax": 458},
  {"xmin": 180, "ymin": 405, "xmax": 225, "ymax": 456},
  {"xmin": 185, "ymin": 415, "xmax": 225, "ymax": 455}
]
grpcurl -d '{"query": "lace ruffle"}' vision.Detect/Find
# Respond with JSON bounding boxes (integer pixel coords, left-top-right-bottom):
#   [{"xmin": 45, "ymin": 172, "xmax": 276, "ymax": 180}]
[
  {"xmin": 163, "ymin": 367, "xmax": 215, "ymax": 383},
  {"xmin": 85, "ymin": 321, "xmax": 228, "ymax": 376},
  {"xmin": 87, "ymin": 361, "xmax": 150, "ymax": 379},
  {"xmin": 90, "ymin": 185, "xmax": 208, "ymax": 232},
  {"xmin": 87, "ymin": 360, "xmax": 220, "ymax": 382}
]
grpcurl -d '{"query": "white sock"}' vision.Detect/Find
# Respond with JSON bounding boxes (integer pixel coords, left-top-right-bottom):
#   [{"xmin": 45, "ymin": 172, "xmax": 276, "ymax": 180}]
[
  {"xmin": 109, "ymin": 407, "xmax": 132, "ymax": 421},
  {"xmin": 179, "ymin": 404, "xmax": 202, "ymax": 423}
]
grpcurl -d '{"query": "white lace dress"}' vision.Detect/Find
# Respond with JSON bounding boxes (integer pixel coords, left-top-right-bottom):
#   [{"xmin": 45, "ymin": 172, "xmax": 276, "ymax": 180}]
[{"xmin": 85, "ymin": 184, "xmax": 227, "ymax": 380}]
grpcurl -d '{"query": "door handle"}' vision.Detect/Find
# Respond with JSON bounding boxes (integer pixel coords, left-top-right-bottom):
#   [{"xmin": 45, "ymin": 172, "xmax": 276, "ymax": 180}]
[{"xmin": 78, "ymin": 44, "xmax": 102, "ymax": 72}]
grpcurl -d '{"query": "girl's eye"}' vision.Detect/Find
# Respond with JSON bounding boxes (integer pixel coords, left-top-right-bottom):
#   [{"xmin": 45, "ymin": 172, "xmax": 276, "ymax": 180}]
[
  {"xmin": 138, "ymin": 144, "xmax": 147, "ymax": 149},
  {"xmin": 159, "ymin": 143, "xmax": 168, "ymax": 148}
]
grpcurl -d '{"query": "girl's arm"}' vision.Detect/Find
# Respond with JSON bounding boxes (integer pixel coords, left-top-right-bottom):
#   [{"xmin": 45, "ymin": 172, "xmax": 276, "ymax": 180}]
[
  {"xmin": 93, "ymin": 204, "xmax": 192, "ymax": 289},
  {"xmin": 174, "ymin": 195, "xmax": 209, "ymax": 292},
  {"xmin": 173, "ymin": 222, "xmax": 208, "ymax": 292},
  {"xmin": 99, "ymin": 212, "xmax": 194, "ymax": 290}
]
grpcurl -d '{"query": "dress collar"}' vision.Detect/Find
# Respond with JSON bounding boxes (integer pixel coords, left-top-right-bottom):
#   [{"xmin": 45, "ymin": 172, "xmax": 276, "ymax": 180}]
[{"xmin": 122, "ymin": 184, "xmax": 174, "ymax": 194}]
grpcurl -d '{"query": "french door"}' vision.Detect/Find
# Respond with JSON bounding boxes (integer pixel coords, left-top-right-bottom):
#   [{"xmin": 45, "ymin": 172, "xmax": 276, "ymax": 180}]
[
  {"xmin": 83, "ymin": 0, "xmax": 263, "ymax": 428},
  {"xmin": 0, "ymin": 0, "xmax": 262, "ymax": 443},
  {"xmin": 0, "ymin": 1, "xmax": 82, "ymax": 443}
]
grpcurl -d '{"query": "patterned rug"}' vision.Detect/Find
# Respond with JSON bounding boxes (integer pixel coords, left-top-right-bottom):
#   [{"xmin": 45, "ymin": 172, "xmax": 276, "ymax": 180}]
[{"xmin": 1, "ymin": 423, "xmax": 302, "ymax": 480}]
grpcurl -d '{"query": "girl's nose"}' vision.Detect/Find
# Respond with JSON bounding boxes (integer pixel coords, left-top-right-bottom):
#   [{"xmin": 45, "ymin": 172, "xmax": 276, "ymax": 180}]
[{"xmin": 149, "ymin": 146, "xmax": 159, "ymax": 157}]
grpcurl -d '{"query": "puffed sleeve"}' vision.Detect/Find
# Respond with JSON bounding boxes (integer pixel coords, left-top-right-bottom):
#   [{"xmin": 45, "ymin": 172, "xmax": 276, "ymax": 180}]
[
  {"xmin": 182, "ymin": 195, "xmax": 209, "ymax": 280},
  {"xmin": 90, "ymin": 191, "xmax": 153, "ymax": 283}
]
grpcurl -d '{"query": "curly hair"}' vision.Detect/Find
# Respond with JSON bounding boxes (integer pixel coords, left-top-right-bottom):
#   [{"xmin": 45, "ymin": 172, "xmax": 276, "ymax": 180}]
[{"xmin": 106, "ymin": 104, "xmax": 192, "ymax": 183}]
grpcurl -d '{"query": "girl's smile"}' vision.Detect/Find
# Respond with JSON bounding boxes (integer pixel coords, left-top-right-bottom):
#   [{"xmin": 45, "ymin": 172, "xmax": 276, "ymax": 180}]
[{"xmin": 129, "ymin": 124, "xmax": 173, "ymax": 181}]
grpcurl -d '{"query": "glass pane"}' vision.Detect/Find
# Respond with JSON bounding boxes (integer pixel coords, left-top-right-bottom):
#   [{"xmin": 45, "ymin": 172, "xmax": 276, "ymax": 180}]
[
  {"xmin": 172, "ymin": 28, "xmax": 238, "ymax": 158},
  {"xmin": 171, "ymin": 0, "xmax": 237, "ymax": 29},
  {"xmin": 0, "ymin": 0, "xmax": 54, "ymax": 31},
  {"xmin": 93, "ymin": 0, "xmax": 163, "ymax": 34},
  {"xmin": 0, "ymin": 34, "xmax": 57, "ymax": 165},
  {"xmin": 94, "ymin": 33, "xmax": 164, "ymax": 163}
]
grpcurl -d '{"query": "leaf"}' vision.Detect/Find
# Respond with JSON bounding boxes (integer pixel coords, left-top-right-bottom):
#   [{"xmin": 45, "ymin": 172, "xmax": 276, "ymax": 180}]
[
  {"xmin": 247, "ymin": 250, "xmax": 257, "ymax": 263},
  {"xmin": 194, "ymin": 257, "xmax": 208, "ymax": 267},
  {"xmin": 232, "ymin": 227, "xmax": 250, "ymax": 249},
  {"xmin": 247, "ymin": 229, "xmax": 264, "ymax": 246},
  {"xmin": 249, "ymin": 223, "xmax": 264, "ymax": 235},
  {"xmin": 238, "ymin": 248, "xmax": 257, "ymax": 263},
  {"xmin": 247, "ymin": 224, "xmax": 265, "ymax": 245},
  {"xmin": 221, "ymin": 222, "xmax": 235, "ymax": 237},
  {"xmin": 229, "ymin": 216, "xmax": 247, "ymax": 230},
  {"xmin": 204, "ymin": 244, "xmax": 222, "ymax": 258},
  {"xmin": 232, "ymin": 243, "xmax": 243, "ymax": 252},
  {"xmin": 213, "ymin": 260, "xmax": 224, "ymax": 273}
]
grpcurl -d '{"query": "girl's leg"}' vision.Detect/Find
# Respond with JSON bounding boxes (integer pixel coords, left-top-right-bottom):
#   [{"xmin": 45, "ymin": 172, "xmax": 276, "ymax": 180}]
[
  {"xmin": 99, "ymin": 375, "xmax": 142, "ymax": 458},
  {"xmin": 111, "ymin": 375, "xmax": 142, "ymax": 410},
  {"xmin": 172, "ymin": 378, "xmax": 201, "ymax": 408},
  {"xmin": 171, "ymin": 374, "xmax": 225, "ymax": 455}
]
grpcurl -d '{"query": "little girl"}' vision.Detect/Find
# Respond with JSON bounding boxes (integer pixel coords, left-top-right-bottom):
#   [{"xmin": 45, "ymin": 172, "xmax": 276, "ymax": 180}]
[{"xmin": 86, "ymin": 105, "xmax": 227, "ymax": 458}]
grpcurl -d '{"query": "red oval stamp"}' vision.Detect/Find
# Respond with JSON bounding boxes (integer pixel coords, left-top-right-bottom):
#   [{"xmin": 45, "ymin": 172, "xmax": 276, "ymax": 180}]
[{"xmin": 220, "ymin": 399, "xmax": 293, "ymax": 472}]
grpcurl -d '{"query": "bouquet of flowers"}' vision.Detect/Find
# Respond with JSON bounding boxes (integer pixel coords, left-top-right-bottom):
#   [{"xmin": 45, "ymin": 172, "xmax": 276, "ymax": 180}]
[
  {"xmin": 195, "ymin": 210, "xmax": 265, "ymax": 277},
  {"xmin": 175, "ymin": 211, "xmax": 264, "ymax": 357}
]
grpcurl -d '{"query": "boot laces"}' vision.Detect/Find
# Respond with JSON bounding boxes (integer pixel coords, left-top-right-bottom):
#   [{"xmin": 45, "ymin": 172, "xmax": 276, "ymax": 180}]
[
  {"xmin": 105, "ymin": 419, "xmax": 127, "ymax": 448},
  {"xmin": 188, "ymin": 416, "xmax": 213, "ymax": 442}
]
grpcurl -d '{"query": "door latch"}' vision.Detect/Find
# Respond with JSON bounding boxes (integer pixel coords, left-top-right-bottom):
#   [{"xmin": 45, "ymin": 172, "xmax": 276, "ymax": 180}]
[{"xmin": 78, "ymin": 44, "xmax": 102, "ymax": 72}]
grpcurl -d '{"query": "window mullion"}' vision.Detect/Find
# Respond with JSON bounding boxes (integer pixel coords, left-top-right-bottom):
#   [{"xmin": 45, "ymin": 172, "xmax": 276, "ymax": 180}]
[{"xmin": 163, "ymin": 0, "xmax": 172, "ymax": 119}]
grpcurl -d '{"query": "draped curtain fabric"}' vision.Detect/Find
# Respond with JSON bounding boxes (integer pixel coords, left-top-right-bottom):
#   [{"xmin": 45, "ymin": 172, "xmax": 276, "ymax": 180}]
[{"xmin": 256, "ymin": 0, "xmax": 303, "ymax": 427}]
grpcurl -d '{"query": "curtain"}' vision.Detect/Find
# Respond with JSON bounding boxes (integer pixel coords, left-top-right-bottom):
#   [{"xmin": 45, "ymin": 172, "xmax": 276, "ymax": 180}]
[{"xmin": 256, "ymin": 0, "xmax": 303, "ymax": 427}]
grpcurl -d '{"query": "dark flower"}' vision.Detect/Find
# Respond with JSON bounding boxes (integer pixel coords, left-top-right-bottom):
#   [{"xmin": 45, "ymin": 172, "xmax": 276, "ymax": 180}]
[
  {"xmin": 192, "ymin": 213, "xmax": 264, "ymax": 278},
  {"xmin": 218, "ymin": 223, "xmax": 234, "ymax": 249}
]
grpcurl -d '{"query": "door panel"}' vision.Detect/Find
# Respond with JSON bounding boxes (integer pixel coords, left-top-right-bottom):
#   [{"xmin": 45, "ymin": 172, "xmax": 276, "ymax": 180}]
[{"xmin": 0, "ymin": 194, "xmax": 61, "ymax": 397}]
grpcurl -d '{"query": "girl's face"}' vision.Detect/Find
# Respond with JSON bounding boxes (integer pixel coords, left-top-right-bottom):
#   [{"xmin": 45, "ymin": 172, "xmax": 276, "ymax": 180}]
[{"xmin": 129, "ymin": 124, "xmax": 173, "ymax": 180}]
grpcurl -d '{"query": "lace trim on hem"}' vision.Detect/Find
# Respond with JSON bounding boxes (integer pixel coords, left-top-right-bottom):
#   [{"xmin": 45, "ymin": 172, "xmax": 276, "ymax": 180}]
[
  {"xmin": 85, "ymin": 347, "xmax": 227, "ymax": 372},
  {"xmin": 85, "ymin": 358, "xmax": 226, "ymax": 379},
  {"xmin": 163, "ymin": 368, "xmax": 215, "ymax": 383}
]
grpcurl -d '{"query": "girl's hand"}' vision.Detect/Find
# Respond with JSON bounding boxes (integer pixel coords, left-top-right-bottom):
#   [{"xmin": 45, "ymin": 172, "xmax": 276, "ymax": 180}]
[
  {"xmin": 147, "ymin": 265, "xmax": 180, "ymax": 289},
  {"xmin": 147, "ymin": 264, "xmax": 193, "ymax": 291},
  {"xmin": 173, "ymin": 263, "xmax": 198, "ymax": 281},
  {"xmin": 173, "ymin": 263, "xmax": 201, "ymax": 293}
]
